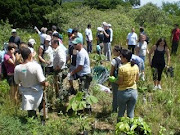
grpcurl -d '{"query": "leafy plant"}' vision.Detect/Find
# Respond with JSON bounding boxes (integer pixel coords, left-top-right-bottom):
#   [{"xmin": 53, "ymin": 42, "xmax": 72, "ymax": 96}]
[
  {"xmin": 67, "ymin": 91, "xmax": 98, "ymax": 114},
  {"xmin": 116, "ymin": 117, "xmax": 151, "ymax": 135}
]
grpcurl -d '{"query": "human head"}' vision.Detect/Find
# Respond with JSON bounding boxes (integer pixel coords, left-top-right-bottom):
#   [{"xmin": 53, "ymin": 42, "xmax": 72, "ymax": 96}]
[
  {"xmin": 52, "ymin": 25, "xmax": 57, "ymax": 32},
  {"xmin": 7, "ymin": 43, "xmax": 17, "ymax": 54},
  {"xmin": 103, "ymin": 23, "xmax": 109, "ymax": 30},
  {"xmin": 140, "ymin": 34, "xmax": 146, "ymax": 41},
  {"xmin": 51, "ymin": 39, "xmax": 59, "ymax": 49},
  {"xmin": 87, "ymin": 24, "xmax": 91, "ymax": 28},
  {"xmin": 131, "ymin": 27, "xmax": 135, "ymax": 33},
  {"xmin": 11, "ymin": 29, "xmax": 17, "ymax": 37},
  {"xmin": 113, "ymin": 45, "xmax": 122, "ymax": 56},
  {"xmin": 120, "ymin": 49, "xmax": 132, "ymax": 63},
  {"xmin": 156, "ymin": 38, "xmax": 167, "ymax": 47},
  {"xmin": 52, "ymin": 33, "xmax": 60, "ymax": 39},
  {"xmin": 45, "ymin": 35, "xmax": 51, "ymax": 45},
  {"xmin": 41, "ymin": 27, "xmax": 47, "ymax": 34},
  {"xmin": 67, "ymin": 28, "xmax": 73, "ymax": 37},
  {"xmin": 28, "ymin": 39, "xmax": 36, "ymax": 48},
  {"xmin": 72, "ymin": 37, "xmax": 83, "ymax": 50},
  {"xmin": 21, "ymin": 47, "xmax": 32, "ymax": 61},
  {"xmin": 139, "ymin": 27, "xmax": 144, "ymax": 33},
  {"xmin": 72, "ymin": 28, "xmax": 78, "ymax": 36},
  {"xmin": 108, "ymin": 24, "xmax": 112, "ymax": 28},
  {"xmin": 174, "ymin": 24, "xmax": 179, "ymax": 29}
]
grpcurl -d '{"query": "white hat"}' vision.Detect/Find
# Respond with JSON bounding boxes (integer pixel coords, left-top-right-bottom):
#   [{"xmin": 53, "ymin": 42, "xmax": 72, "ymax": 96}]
[
  {"xmin": 102, "ymin": 22, "xmax": 107, "ymax": 25},
  {"xmin": 45, "ymin": 35, "xmax": 51, "ymax": 41},
  {"xmin": 11, "ymin": 29, "xmax": 16, "ymax": 33},
  {"xmin": 108, "ymin": 24, "xmax": 112, "ymax": 27},
  {"xmin": 97, "ymin": 27, "xmax": 104, "ymax": 31},
  {"xmin": 28, "ymin": 38, "xmax": 36, "ymax": 46}
]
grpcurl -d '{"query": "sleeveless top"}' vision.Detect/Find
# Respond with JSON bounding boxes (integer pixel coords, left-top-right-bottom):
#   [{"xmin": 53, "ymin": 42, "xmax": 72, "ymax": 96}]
[{"xmin": 152, "ymin": 45, "xmax": 165, "ymax": 68}]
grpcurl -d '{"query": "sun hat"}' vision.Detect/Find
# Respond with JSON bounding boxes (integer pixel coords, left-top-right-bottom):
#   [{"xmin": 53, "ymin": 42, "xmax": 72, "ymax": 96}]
[
  {"xmin": 11, "ymin": 29, "xmax": 16, "ymax": 33},
  {"xmin": 45, "ymin": 35, "xmax": 51, "ymax": 41}
]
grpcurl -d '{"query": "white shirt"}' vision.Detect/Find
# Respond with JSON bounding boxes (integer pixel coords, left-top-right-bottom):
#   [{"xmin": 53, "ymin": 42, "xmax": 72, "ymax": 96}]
[
  {"xmin": 53, "ymin": 46, "xmax": 66, "ymax": 70},
  {"xmin": 85, "ymin": 28, "xmax": 93, "ymax": 41},
  {"xmin": 109, "ymin": 28, "xmax": 113, "ymax": 42},
  {"xmin": 136, "ymin": 41, "xmax": 148, "ymax": 56},
  {"xmin": 127, "ymin": 32, "xmax": 138, "ymax": 45},
  {"xmin": 14, "ymin": 61, "xmax": 45, "ymax": 87}
]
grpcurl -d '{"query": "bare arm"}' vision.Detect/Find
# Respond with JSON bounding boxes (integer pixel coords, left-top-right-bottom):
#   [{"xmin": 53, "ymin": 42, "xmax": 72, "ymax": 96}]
[
  {"xmin": 71, "ymin": 65, "xmax": 83, "ymax": 75},
  {"xmin": 165, "ymin": 47, "xmax": 170, "ymax": 66},
  {"xmin": 110, "ymin": 65, "xmax": 115, "ymax": 76},
  {"xmin": 148, "ymin": 45, "xmax": 156, "ymax": 66},
  {"xmin": 7, "ymin": 54, "xmax": 16, "ymax": 65},
  {"xmin": 38, "ymin": 47, "xmax": 46, "ymax": 64}
]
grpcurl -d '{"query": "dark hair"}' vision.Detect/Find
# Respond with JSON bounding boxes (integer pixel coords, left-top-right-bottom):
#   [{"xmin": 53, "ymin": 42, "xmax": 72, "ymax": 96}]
[
  {"xmin": 87, "ymin": 24, "xmax": 91, "ymax": 28},
  {"xmin": 7, "ymin": 43, "xmax": 17, "ymax": 51},
  {"xmin": 28, "ymin": 42, "xmax": 33, "ymax": 48},
  {"xmin": 140, "ymin": 27, "xmax": 144, "ymax": 32},
  {"xmin": 114, "ymin": 45, "xmax": 122, "ymax": 52},
  {"xmin": 156, "ymin": 38, "xmax": 167, "ymax": 47},
  {"xmin": 52, "ymin": 33, "xmax": 60, "ymax": 38},
  {"xmin": 121, "ymin": 49, "xmax": 134, "ymax": 66},
  {"xmin": 175, "ymin": 24, "xmax": 179, "ymax": 27},
  {"xmin": 21, "ymin": 47, "xmax": 31, "ymax": 60},
  {"xmin": 52, "ymin": 39, "xmax": 59, "ymax": 45},
  {"xmin": 72, "ymin": 28, "xmax": 78, "ymax": 33}
]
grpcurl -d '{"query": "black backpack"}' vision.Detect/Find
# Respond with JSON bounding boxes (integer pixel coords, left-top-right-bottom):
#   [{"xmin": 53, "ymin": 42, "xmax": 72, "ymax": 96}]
[
  {"xmin": 1, "ymin": 61, "xmax": 7, "ymax": 80},
  {"xmin": 113, "ymin": 57, "xmax": 121, "ymax": 78}
]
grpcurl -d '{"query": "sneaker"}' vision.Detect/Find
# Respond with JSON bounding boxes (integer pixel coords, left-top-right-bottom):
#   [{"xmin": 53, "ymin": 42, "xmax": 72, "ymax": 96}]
[
  {"xmin": 158, "ymin": 85, "xmax": 162, "ymax": 90},
  {"xmin": 153, "ymin": 86, "xmax": 158, "ymax": 90}
]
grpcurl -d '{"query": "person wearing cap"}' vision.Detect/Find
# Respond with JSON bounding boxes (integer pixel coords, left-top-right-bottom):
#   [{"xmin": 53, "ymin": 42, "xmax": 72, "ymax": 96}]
[
  {"xmin": 34, "ymin": 26, "xmax": 47, "ymax": 45},
  {"xmin": 4, "ymin": 43, "xmax": 18, "ymax": 104},
  {"xmin": 70, "ymin": 37, "xmax": 91, "ymax": 93},
  {"xmin": 127, "ymin": 27, "xmax": 138, "ymax": 54},
  {"xmin": 28, "ymin": 39, "xmax": 36, "ymax": 59},
  {"xmin": 103, "ymin": 23, "xmax": 111, "ymax": 61},
  {"xmin": 85, "ymin": 24, "xmax": 93, "ymax": 53},
  {"xmin": 9, "ymin": 29, "xmax": 21, "ymax": 48},
  {"xmin": 38, "ymin": 35, "xmax": 53, "ymax": 75},
  {"xmin": 51, "ymin": 39, "xmax": 66, "ymax": 97}
]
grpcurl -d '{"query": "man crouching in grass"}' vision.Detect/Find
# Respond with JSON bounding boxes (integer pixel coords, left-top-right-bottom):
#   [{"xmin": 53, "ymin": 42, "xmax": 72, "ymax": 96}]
[{"xmin": 14, "ymin": 47, "xmax": 49, "ymax": 121}]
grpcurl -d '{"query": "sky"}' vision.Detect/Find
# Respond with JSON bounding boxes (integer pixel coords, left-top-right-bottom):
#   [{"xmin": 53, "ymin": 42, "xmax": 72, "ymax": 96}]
[{"xmin": 141, "ymin": 0, "xmax": 180, "ymax": 7}]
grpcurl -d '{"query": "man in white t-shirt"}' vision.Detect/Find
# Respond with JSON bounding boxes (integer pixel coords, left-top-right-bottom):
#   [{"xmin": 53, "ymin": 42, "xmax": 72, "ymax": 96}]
[
  {"xmin": 127, "ymin": 28, "xmax": 138, "ymax": 54},
  {"xmin": 85, "ymin": 24, "xmax": 93, "ymax": 53},
  {"xmin": 14, "ymin": 47, "xmax": 49, "ymax": 119}
]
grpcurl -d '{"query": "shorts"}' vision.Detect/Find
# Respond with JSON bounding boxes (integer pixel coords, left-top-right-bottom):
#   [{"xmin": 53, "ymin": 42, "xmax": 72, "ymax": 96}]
[{"xmin": 7, "ymin": 75, "xmax": 16, "ymax": 86}]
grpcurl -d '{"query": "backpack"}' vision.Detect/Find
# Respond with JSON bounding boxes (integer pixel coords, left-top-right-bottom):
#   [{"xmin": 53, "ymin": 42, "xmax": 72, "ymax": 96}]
[
  {"xmin": 113, "ymin": 57, "xmax": 121, "ymax": 78},
  {"xmin": 1, "ymin": 61, "xmax": 7, "ymax": 80}
]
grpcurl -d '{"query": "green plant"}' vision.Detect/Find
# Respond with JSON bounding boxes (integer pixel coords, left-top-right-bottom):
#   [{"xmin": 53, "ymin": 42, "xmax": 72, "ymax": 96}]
[
  {"xmin": 115, "ymin": 117, "xmax": 151, "ymax": 135},
  {"xmin": 67, "ymin": 91, "xmax": 98, "ymax": 114}
]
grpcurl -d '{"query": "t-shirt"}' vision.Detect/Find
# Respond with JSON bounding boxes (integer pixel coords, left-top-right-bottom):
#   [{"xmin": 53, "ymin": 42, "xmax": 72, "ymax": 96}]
[
  {"xmin": 40, "ymin": 45, "xmax": 53, "ymax": 67},
  {"xmin": 131, "ymin": 54, "xmax": 144, "ymax": 68},
  {"xmin": 127, "ymin": 32, "xmax": 138, "ymax": 45},
  {"xmin": 97, "ymin": 32, "xmax": 104, "ymax": 44},
  {"xmin": 9, "ymin": 36, "xmax": 21, "ymax": 47},
  {"xmin": 53, "ymin": 46, "xmax": 66, "ymax": 70},
  {"xmin": 78, "ymin": 32, "xmax": 83, "ymax": 44},
  {"xmin": 68, "ymin": 42, "xmax": 77, "ymax": 66},
  {"xmin": 4, "ymin": 54, "xmax": 15, "ymax": 74},
  {"xmin": 104, "ymin": 29, "xmax": 111, "ymax": 43},
  {"xmin": 118, "ymin": 62, "xmax": 139, "ymax": 90},
  {"xmin": 76, "ymin": 48, "xmax": 91, "ymax": 76},
  {"xmin": 111, "ymin": 56, "xmax": 121, "ymax": 66},
  {"xmin": 14, "ymin": 61, "xmax": 45, "ymax": 87},
  {"xmin": 109, "ymin": 28, "xmax": 113, "ymax": 42},
  {"xmin": 38, "ymin": 33, "xmax": 47, "ymax": 45},
  {"xmin": 172, "ymin": 28, "xmax": 180, "ymax": 41},
  {"xmin": 136, "ymin": 41, "xmax": 148, "ymax": 56},
  {"xmin": 85, "ymin": 28, "xmax": 93, "ymax": 41}
]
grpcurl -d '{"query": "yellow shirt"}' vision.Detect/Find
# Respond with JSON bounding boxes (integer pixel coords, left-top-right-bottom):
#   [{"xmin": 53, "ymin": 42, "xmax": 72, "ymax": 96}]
[{"xmin": 118, "ymin": 62, "xmax": 139, "ymax": 90}]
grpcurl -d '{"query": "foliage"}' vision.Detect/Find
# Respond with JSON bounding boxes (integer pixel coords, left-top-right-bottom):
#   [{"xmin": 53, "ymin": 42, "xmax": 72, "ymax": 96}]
[
  {"xmin": 115, "ymin": 117, "xmax": 151, "ymax": 135},
  {"xmin": 67, "ymin": 91, "xmax": 98, "ymax": 114}
]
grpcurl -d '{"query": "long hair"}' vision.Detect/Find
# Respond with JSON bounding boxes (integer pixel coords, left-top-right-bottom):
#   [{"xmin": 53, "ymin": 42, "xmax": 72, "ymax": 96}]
[
  {"xmin": 121, "ymin": 49, "xmax": 134, "ymax": 66},
  {"xmin": 156, "ymin": 38, "xmax": 167, "ymax": 47}
]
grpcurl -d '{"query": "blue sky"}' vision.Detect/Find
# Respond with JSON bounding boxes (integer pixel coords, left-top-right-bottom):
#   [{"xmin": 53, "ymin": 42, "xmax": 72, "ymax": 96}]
[{"xmin": 141, "ymin": 0, "xmax": 180, "ymax": 7}]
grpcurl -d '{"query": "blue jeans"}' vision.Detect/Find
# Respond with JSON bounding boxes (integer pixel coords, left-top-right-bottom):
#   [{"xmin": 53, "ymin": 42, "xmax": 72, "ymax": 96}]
[
  {"xmin": 117, "ymin": 89, "xmax": 138, "ymax": 119},
  {"xmin": 111, "ymin": 82, "xmax": 118, "ymax": 112}
]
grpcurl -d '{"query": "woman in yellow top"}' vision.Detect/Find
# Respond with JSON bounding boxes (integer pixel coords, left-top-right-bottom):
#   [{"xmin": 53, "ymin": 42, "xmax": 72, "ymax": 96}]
[{"xmin": 116, "ymin": 49, "xmax": 139, "ymax": 120}]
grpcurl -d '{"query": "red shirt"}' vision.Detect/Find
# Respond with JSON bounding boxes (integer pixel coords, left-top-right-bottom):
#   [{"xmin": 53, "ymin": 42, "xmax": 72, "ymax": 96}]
[{"xmin": 172, "ymin": 28, "xmax": 180, "ymax": 41}]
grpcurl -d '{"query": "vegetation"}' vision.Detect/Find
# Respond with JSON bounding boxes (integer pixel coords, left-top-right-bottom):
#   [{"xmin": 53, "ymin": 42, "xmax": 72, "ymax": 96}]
[{"xmin": 1, "ymin": 1, "xmax": 180, "ymax": 135}]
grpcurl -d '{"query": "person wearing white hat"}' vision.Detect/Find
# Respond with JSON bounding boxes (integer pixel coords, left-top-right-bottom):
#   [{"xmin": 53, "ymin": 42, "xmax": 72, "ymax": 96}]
[
  {"xmin": 28, "ymin": 38, "xmax": 37, "ymax": 58},
  {"xmin": 85, "ymin": 24, "xmax": 93, "ymax": 53},
  {"xmin": 38, "ymin": 35, "xmax": 54, "ymax": 75},
  {"xmin": 108, "ymin": 24, "xmax": 113, "ymax": 43},
  {"xmin": 96, "ymin": 27, "xmax": 104, "ymax": 54},
  {"xmin": 9, "ymin": 29, "xmax": 21, "ymax": 48}
]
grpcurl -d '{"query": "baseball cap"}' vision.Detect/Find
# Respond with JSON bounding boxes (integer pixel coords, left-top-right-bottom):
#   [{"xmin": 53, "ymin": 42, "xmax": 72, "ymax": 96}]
[
  {"xmin": 28, "ymin": 38, "xmax": 36, "ymax": 46},
  {"xmin": 108, "ymin": 24, "xmax": 112, "ymax": 27},
  {"xmin": 45, "ymin": 35, "xmax": 51, "ymax": 41},
  {"xmin": 67, "ymin": 28, "xmax": 73, "ymax": 33},
  {"xmin": 72, "ymin": 37, "xmax": 83, "ymax": 45},
  {"xmin": 11, "ymin": 29, "xmax": 16, "ymax": 33}
]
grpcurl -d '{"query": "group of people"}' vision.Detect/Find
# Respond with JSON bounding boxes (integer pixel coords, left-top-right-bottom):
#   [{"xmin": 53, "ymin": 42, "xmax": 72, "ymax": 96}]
[{"xmin": 0, "ymin": 22, "xmax": 178, "ymax": 122}]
